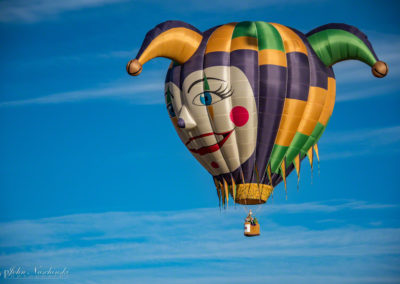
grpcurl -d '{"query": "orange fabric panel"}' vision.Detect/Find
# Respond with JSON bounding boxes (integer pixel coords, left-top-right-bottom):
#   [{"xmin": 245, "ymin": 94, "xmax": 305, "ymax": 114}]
[
  {"xmin": 205, "ymin": 23, "xmax": 236, "ymax": 54},
  {"xmin": 138, "ymin": 28, "xmax": 202, "ymax": 65},
  {"xmin": 258, "ymin": 49, "xmax": 287, "ymax": 67},
  {"xmin": 319, "ymin": 77, "xmax": 336, "ymax": 125},
  {"xmin": 270, "ymin": 23, "xmax": 308, "ymax": 55},
  {"xmin": 297, "ymin": 86, "xmax": 327, "ymax": 135},
  {"xmin": 230, "ymin": 36, "xmax": 258, "ymax": 52},
  {"xmin": 275, "ymin": 98, "xmax": 307, "ymax": 146}
]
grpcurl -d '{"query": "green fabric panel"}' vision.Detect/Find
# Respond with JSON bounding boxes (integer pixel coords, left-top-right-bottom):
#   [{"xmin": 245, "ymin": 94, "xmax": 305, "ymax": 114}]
[
  {"xmin": 232, "ymin": 21, "xmax": 257, "ymax": 39},
  {"xmin": 203, "ymin": 74, "xmax": 210, "ymax": 91},
  {"xmin": 166, "ymin": 88, "xmax": 172, "ymax": 104},
  {"xmin": 269, "ymin": 144, "xmax": 288, "ymax": 173},
  {"xmin": 307, "ymin": 29, "xmax": 376, "ymax": 67},
  {"xmin": 255, "ymin": 22, "xmax": 285, "ymax": 51},
  {"xmin": 315, "ymin": 118, "xmax": 331, "ymax": 142},
  {"xmin": 285, "ymin": 132, "xmax": 309, "ymax": 165},
  {"xmin": 300, "ymin": 122, "xmax": 325, "ymax": 158}
]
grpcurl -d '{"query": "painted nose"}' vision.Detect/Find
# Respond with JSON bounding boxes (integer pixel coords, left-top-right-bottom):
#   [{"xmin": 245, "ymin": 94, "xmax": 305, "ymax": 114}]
[{"xmin": 178, "ymin": 106, "xmax": 196, "ymax": 130}]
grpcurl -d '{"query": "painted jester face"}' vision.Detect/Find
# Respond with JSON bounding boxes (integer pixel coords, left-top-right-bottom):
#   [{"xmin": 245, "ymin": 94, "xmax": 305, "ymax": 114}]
[{"xmin": 165, "ymin": 66, "xmax": 257, "ymax": 176}]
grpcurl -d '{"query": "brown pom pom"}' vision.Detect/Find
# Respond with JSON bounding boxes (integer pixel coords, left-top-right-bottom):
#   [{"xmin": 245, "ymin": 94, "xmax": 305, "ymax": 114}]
[
  {"xmin": 126, "ymin": 59, "xmax": 142, "ymax": 76},
  {"xmin": 372, "ymin": 61, "xmax": 388, "ymax": 78}
]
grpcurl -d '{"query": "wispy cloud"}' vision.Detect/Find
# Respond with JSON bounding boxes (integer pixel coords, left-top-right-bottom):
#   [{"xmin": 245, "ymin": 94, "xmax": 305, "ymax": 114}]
[
  {"xmin": 0, "ymin": 200, "xmax": 398, "ymax": 284},
  {"xmin": 322, "ymin": 126, "xmax": 400, "ymax": 146},
  {"xmin": 0, "ymin": 0, "xmax": 323, "ymax": 23},
  {"xmin": 0, "ymin": 81, "xmax": 164, "ymax": 107},
  {"xmin": 0, "ymin": 0, "xmax": 127, "ymax": 23},
  {"xmin": 24, "ymin": 49, "xmax": 138, "ymax": 66},
  {"xmin": 335, "ymin": 84, "xmax": 398, "ymax": 102},
  {"xmin": 319, "ymin": 125, "xmax": 400, "ymax": 160}
]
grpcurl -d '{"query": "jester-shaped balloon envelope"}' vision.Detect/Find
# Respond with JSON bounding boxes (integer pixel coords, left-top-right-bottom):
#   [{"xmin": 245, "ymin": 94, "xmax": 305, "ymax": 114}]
[{"xmin": 127, "ymin": 21, "xmax": 388, "ymax": 206}]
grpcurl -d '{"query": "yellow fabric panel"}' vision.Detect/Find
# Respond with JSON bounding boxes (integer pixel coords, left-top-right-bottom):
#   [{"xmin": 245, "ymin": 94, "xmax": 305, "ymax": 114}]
[
  {"xmin": 275, "ymin": 98, "xmax": 307, "ymax": 146},
  {"xmin": 231, "ymin": 177, "xmax": 236, "ymax": 200},
  {"xmin": 205, "ymin": 23, "xmax": 236, "ymax": 54},
  {"xmin": 269, "ymin": 23, "xmax": 308, "ymax": 54},
  {"xmin": 307, "ymin": 147, "xmax": 313, "ymax": 167},
  {"xmin": 294, "ymin": 154, "xmax": 300, "ymax": 177},
  {"xmin": 138, "ymin": 28, "xmax": 203, "ymax": 65},
  {"xmin": 281, "ymin": 160, "xmax": 287, "ymax": 189},
  {"xmin": 223, "ymin": 178, "xmax": 229, "ymax": 204},
  {"xmin": 258, "ymin": 49, "xmax": 287, "ymax": 67},
  {"xmin": 254, "ymin": 163, "xmax": 260, "ymax": 184},
  {"xmin": 297, "ymin": 86, "xmax": 327, "ymax": 135},
  {"xmin": 326, "ymin": 77, "xmax": 336, "ymax": 122},
  {"xmin": 314, "ymin": 144, "xmax": 320, "ymax": 162},
  {"xmin": 319, "ymin": 77, "xmax": 336, "ymax": 125},
  {"xmin": 230, "ymin": 36, "xmax": 258, "ymax": 52}
]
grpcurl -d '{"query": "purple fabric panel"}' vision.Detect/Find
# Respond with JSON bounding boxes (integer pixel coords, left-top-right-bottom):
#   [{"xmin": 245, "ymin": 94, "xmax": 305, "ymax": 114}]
[
  {"xmin": 136, "ymin": 21, "xmax": 202, "ymax": 60},
  {"xmin": 180, "ymin": 28, "xmax": 218, "ymax": 82},
  {"xmin": 220, "ymin": 173, "xmax": 232, "ymax": 185},
  {"xmin": 291, "ymin": 28, "xmax": 328, "ymax": 89},
  {"xmin": 286, "ymin": 52, "xmax": 310, "ymax": 101},
  {"xmin": 306, "ymin": 23, "xmax": 379, "ymax": 61},
  {"xmin": 255, "ymin": 65, "xmax": 287, "ymax": 185},
  {"xmin": 165, "ymin": 64, "xmax": 182, "ymax": 88},
  {"xmin": 307, "ymin": 50, "xmax": 328, "ymax": 89},
  {"xmin": 165, "ymin": 67, "xmax": 172, "ymax": 84},
  {"xmin": 327, "ymin": 66, "xmax": 335, "ymax": 79},
  {"xmin": 204, "ymin": 52, "xmax": 231, "ymax": 68},
  {"xmin": 230, "ymin": 49, "xmax": 259, "ymax": 184}
]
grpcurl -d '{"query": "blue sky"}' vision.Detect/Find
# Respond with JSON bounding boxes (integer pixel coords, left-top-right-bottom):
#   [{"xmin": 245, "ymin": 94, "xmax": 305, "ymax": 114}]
[{"xmin": 0, "ymin": 0, "xmax": 399, "ymax": 283}]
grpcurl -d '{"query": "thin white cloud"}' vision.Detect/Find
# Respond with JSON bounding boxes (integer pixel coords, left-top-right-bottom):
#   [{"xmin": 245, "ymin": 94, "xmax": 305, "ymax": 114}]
[
  {"xmin": 322, "ymin": 126, "xmax": 400, "ymax": 146},
  {"xmin": 335, "ymin": 84, "xmax": 398, "ymax": 102},
  {"xmin": 0, "ymin": 0, "xmax": 127, "ymax": 23},
  {"xmin": 0, "ymin": 81, "xmax": 164, "ymax": 107},
  {"xmin": 0, "ymin": 200, "xmax": 398, "ymax": 284},
  {"xmin": 318, "ymin": 126, "xmax": 400, "ymax": 160},
  {"xmin": 0, "ymin": 200, "xmax": 396, "ymax": 248},
  {"xmin": 0, "ymin": 0, "xmax": 323, "ymax": 23}
]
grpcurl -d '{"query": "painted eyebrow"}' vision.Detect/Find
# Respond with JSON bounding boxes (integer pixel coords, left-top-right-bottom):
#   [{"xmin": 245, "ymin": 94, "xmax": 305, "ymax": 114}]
[{"xmin": 187, "ymin": 77, "xmax": 225, "ymax": 93}]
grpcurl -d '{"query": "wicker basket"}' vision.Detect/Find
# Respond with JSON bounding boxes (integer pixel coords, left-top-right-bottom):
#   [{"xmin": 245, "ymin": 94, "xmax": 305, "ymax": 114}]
[{"xmin": 244, "ymin": 222, "xmax": 260, "ymax": 237}]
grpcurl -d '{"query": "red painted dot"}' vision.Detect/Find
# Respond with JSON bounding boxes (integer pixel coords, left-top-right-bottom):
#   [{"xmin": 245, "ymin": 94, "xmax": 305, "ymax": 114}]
[
  {"xmin": 230, "ymin": 106, "xmax": 249, "ymax": 127},
  {"xmin": 211, "ymin": 161, "xmax": 219, "ymax": 168}
]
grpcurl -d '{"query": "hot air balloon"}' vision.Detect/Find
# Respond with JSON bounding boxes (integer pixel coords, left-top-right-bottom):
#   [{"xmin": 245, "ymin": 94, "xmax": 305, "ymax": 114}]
[{"xmin": 126, "ymin": 21, "xmax": 388, "ymax": 235}]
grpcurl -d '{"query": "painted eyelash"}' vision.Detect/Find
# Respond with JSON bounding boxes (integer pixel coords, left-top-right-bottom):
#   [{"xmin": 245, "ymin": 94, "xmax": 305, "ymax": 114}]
[{"xmin": 209, "ymin": 83, "xmax": 234, "ymax": 98}]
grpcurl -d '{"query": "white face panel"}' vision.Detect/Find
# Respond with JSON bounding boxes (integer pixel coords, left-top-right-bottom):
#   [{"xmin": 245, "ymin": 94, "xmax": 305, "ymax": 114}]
[{"xmin": 165, "ymin": 66, "xmax": 257, "ymax": 176}]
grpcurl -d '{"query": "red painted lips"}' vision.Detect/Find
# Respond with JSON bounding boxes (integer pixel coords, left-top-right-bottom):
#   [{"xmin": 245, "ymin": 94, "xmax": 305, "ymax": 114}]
[{"xmin": 185, "ymin": 129, "xmax": 234, "ymax": 156}]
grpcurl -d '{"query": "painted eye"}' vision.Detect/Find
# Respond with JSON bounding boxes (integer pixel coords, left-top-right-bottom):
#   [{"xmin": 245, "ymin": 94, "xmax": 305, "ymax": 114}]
[
  {"xmin": 167, "ymin": 103, "xmax": 176, "ymax": 117},
  {"xmin": 193, "ymin": 91, "xmax": 227, "ymax": 106},
  {"xmin": 200, "ymin": 92, "xmax": 212, "ymax": 105}
]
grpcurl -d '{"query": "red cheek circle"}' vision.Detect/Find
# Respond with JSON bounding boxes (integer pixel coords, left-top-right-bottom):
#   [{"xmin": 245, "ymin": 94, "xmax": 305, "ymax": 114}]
[
  {"xmin": 230, "ymin": 106, "xmax": 249, "ymax": 127},
  {"xmin": 211, "ymin": 161, "xmax": 219, "ymax": 169}
]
